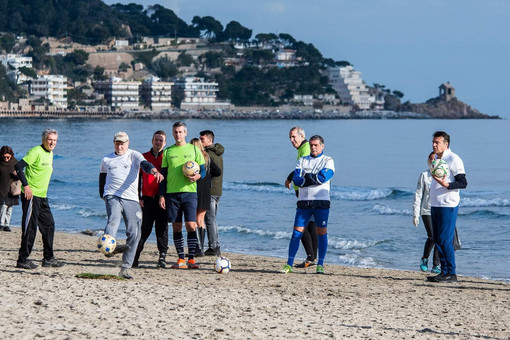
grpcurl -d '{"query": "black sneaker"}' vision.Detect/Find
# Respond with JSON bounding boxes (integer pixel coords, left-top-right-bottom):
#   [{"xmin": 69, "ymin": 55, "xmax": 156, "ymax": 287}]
[
  {"xmin": 427, "ymin": 273, "xmax": 457, "ymax": 283},
  {"xmin": 3, "ymin": 226, "xmax": 11, "ymax": 232},
  {"xmin": 157, "ymin": 253, "xmax": 166, "ymax": 268},
  {"xmin": 119, "ymin": 268, "xmax": 133, "ymax": 279},
  {"xmin": 42, "ymin": 258, "xmax": 65, "ymax": 268},
  {"xmin": 434, "ymin": 274, "xmax": 458, "ymax": 283},
  {"xmin": 105, "ymin": 244, "xmax": 129, "ymax": 258},
  {"xmin": 16, "ymin": 259, "xmax": 38, "ymax": 269},
  {"xmin": 204, "ymin": 248, "xmax": 221, "ymax": 256}
]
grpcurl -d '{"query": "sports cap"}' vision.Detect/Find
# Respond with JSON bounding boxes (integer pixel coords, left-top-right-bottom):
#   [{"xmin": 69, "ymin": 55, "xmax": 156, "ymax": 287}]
[{"xmin": 113, "ymin": 131, "xmax": 129, "ymax": 142}]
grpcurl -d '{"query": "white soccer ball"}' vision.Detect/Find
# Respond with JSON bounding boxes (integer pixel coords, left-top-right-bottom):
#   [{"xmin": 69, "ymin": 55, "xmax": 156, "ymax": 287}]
[
  {"xmin": 182, "ymin": 161, "xmax": 200, "ymax": 177},
  {"xmin": 97, "ymin": 234, "xmax": 116, "ymax": 255},
  {"xmin": 214, "ymin": 257, "xmax": 231, "ymax": 274},
  {"xmin": 431, "ymin": 159, "xmax": 449, "ymax": 179}
]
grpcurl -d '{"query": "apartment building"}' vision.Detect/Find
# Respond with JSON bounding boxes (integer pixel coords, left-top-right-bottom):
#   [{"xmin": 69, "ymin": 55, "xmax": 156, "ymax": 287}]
[
  {"xmin": 0, "ymin": 54, "xmax": 34, "ymax": 84},
  {"xmin": 30, "ymin": 75, "xmax": 67, "ymax": 108},
  {"xmin": 94, "ymin": 77, "xmax": 141, "ymax": 110},
  {"xmin": 140, "ymin": 77, "xmax": 173, "ymax": 111},
  {"xmin": 173, "ymin": 77, "xmax": 229, "ymax": 109},
  {"xmin": 327, "ymin": 66, "xmax": 378, "ymax": 110}
]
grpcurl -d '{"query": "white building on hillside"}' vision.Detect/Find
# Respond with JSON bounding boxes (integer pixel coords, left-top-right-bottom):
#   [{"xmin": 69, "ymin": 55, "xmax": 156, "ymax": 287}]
[
  {"xmin": 1, "ymin": 54, "xmax": 34, "ymax": 84},
  {"xmin": 174, "ymin": 77, "xmax": 229, "ymax": 109},
  {"xmin": 327, "ymin": 66, "xmax": 378, "ymax": 110},
  {"xmin": 94, "ymin": 77, "xmax": 141, "ymax": 110},
  {"xmin": 30, "ymin": 75, "xmax": 67, "ymax": 108},
  {"xmin": 140, "ymin": 77, "xmax": 173, "ymax": 111}
]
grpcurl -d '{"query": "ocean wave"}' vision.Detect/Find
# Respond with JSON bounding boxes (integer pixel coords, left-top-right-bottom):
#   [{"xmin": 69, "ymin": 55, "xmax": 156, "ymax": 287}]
[
  {"xmin": 337, "ymin": 251, "xmax": 378, "ymax": 267},
  {"xmin": 225, "ymin": 181, "xmax": 400, "ymax": 201},
  {"xmin": 461, "ymin": 197, "xmax": 510, "ymax": 207},
  {"xmin": 371, "ymin": 204, "xmax": 412, "ymax": 215},
  {"xmin": 78, "ymin": 208, "xmax": 107, "ymax": 218},
  {"xmin": 328, "ymin": 236, "xmax": 381, "ymax": 250},
  {"xmin": 459, "ymin": 210, "xmax": 509, "ymax": 219},
  {"xmin": 50, "ymin": 203, "xmax": 77, "ymax": 211},
  {"xmin": 330, "ymin": 187, "xmax": 394, "ymax": 201},
  {"xmin": 224, "ymin": 182, "xmax": 290, "ymax": 195},
  {"xmin": 219, "ymin": 225, "xmax": 289, "ymax": 239}
]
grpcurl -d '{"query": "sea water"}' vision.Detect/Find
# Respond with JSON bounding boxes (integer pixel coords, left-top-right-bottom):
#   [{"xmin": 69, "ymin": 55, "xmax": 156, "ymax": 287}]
[{"xmin": 1, "ymin": 118, "xmax": 508, "ymax": 281}]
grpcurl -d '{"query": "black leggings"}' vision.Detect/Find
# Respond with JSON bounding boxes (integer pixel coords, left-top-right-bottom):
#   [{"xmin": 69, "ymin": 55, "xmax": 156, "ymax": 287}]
[{"xmin": 422, "ymin": 215, "xmax": 440, "ymax": 267}]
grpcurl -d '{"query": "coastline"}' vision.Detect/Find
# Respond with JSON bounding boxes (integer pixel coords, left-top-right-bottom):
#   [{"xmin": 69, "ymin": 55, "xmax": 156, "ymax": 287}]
[
  {"xmin": 0, "ymin": 106, "xmax": 500, "ymax": 120},
  {"xmin": 1, "ymin": 227, "xmax": 508, "ymax": 339}
]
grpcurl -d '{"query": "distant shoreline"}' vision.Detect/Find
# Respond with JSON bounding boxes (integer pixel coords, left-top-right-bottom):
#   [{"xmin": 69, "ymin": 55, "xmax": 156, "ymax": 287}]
[{"xmin": 0, "ymin": 108, "xmax": 501, "ymax": 120}]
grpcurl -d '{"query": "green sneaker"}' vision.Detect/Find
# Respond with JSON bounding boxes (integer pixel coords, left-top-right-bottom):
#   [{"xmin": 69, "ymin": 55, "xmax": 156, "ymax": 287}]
[
  {"xmin": 316, "ymin": 265, "xmax": 325, "ymax": 274},
  {"xmin": 280, "ymin": 264, "xmax": 293, "ymax": 274}
]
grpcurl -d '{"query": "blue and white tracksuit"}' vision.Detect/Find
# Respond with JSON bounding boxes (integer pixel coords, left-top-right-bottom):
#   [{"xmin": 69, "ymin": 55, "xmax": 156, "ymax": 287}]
[{"xmin": 287, "ymin": 152, "xmax": 335, "ymax": 267}]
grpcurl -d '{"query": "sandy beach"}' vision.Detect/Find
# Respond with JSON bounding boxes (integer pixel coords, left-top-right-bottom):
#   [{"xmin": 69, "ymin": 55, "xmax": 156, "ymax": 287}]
[{"xmin": 0, "ymin": 228, "xmax": 508, "ymax": 339}]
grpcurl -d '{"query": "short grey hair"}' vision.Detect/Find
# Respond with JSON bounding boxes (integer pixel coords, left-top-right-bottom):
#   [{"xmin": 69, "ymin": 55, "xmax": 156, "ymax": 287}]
[
  {"xmin": 290, "ymin": 126, "xmax": 305, "ymax": 139},
  {"xmin": 42, "ymin": 128, "xmax": 58, "ymax": 141},
  {"xmin": 173, "ymin": 121, "xmax": 187, "ymax": 132}
]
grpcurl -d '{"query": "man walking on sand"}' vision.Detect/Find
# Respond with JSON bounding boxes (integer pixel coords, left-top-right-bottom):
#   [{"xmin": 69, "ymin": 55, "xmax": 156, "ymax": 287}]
[
  {"xmin": 159, "ymin": 122, "xmax": 206, "ymax": 269},
  {"xmin": 427, "ymin": 131, "xmax": 467, "ymax": 283},
  {"xmin": 133, "ymin": 130, "xmax": 169, "ymax": 268},
  {"xmin": 14, "ymin": 129, "xmax": 65, "ymax": 269},
  {"xmin": 281, "ymin": 135, "xmax": 335, "ymax": 275},
  {"xmin": 100, "ymin": 132, "xmax": 164, "ymax": 279},
  {"xmin": 199, "ymin": 129, "xmax": 224, "ymax": 256},
  {"xmin": 284, "ymin": 126, "xmax": 318, "ymax": 268}
]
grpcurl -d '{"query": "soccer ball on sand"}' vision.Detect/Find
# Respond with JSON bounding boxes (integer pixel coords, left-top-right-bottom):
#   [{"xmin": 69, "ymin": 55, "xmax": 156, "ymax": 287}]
[
  {"xmin": 215, "ymin": 257, "xmax": 231, "ymax": 274},
  {"xmin": 182, "ymin": 161, "xmax": 200, "ymax": 177},
  {"xmin": 431, "ymin": 159, "xmax": 449, "ymax": 179},
  {"xmin": 97, "ymin": 234, "xmax": 116, "ymax": 255}
]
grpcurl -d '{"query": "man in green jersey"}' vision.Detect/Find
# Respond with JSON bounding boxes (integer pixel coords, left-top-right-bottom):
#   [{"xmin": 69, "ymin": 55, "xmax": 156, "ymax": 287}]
[
  {"xmin": 284, "ymin": 126, "xmax": 318, "ymax": 268},
  {"xmin": 14, "ymin": 129, "xmax": 64, "ymax": 269},
  {"xmin": 159, "ymin": 122, "xmax": 206, "ymax": 269}
]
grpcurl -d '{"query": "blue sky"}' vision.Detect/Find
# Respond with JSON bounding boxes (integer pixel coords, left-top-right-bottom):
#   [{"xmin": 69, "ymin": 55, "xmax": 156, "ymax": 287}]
[{"xmin": 104, "ymin": 0, "xmax": 509, "ymax": 118}]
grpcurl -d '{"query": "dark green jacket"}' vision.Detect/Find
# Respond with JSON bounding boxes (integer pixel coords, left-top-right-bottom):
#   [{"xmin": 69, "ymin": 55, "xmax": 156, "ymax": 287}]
[{"xmin": 205, "ymin": 143, "xmax": 224, "ymax": 196}]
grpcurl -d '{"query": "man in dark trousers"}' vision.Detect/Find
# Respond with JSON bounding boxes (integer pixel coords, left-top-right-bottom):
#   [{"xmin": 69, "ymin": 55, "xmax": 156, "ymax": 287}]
[
  {"xmin": 15, "ymin": 129, "xmax": 64, "ymax": 269},
  {"xmin": 133, "ymin": 130, "xmax": 169, "ymax": 268},
  {"xmin": 200, "ymin": 130, "xmax": 224, "ymax": 256}
]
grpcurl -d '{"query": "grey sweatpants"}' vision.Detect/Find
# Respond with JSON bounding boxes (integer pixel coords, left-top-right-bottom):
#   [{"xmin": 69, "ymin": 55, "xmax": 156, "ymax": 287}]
[{"xmin": 104, "ymin": 195, "xmax": 142, "ymax": 269}]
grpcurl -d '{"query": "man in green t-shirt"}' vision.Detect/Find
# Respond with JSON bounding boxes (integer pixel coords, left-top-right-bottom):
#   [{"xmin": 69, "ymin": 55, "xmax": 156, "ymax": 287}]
[
  {"xmin": 284, "ymin": 126, "xmax": 318, "ymax": 268},
  {"xmin": 14, "ymin": 129, "xmax": 64, "ymax": 269},
  {"xmin": 159, "ymin": 122, "xmax": 205, "ymax": 269}
]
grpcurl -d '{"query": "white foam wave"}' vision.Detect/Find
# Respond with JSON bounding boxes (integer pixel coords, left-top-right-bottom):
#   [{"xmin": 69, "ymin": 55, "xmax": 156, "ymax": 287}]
[
  {"xmin": 371, "ymin": 204, "xmax": 412, "ymax": 215},
  {"xmin": 330, "ymin": 188, "xmax": 393, "ymax": 201},
  {"xmin": 219, "ymin": 225, "xmax": 289, "ymax": 239},
  {"xmin": 328, "ymin": 237, "xmax": 379, "ymax": 250},
  {"xmin": 338, "ymin": 251, "xmax": 378, "ymax": 267},
  {"xmin": 461, "ymin": 197, "xmax": 510, "ymax": 207},
  {"xmin": 50, "ymin": 203, "xmax": 77, "ymax": 211},
  {"xmin": 78, "ymin": 209, "xmax": 106, "ymax": 218},
  {"xmin": 224, "ymin": 182, "xmax": 290, "ymax": 194}
]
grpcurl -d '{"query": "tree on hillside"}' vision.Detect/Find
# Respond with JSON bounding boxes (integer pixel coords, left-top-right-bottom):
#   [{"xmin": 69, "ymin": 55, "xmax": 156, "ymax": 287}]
[
  {"xmin": 293, "ymin": 41, "xmax": 323, "ymax": 65},
  {"xmin": 192, "ymin": 16, "xmax": 223, "ymax": 39},
  {"xmin": 255, "ymin": 33, "xmax": 278, "ymax": 44},
  {"xmin": 177, "ymin": 52, "xmax": 194, "ymax": 67},
  {"xmin": 335, "ymin": 60, "xmax": 352, "ymax": 67},
  {"xmin": 147, "ymin": 5, "xmax": 198, "ymax": 37},
  {"xmin": 278, "ymin": 33, "xmax": 296, "ymax": 47},
  {"xmin": 150, "ymin": 57, "xmax": 178, "ymax": 79},
  {"xmin": 218, "ymin": 21, "xmax": 252, "ymax": 42},
  {"xmin": 200, "ymin": 51, "xmax": 224, "ymax": 69},
  {"xmin": 0, "ymin": 34, "xmax": 16, "ymax": 53}
]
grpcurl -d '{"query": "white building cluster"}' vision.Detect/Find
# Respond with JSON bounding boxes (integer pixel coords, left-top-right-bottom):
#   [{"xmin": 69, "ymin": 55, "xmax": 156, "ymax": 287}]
[
  {"xmin": 327, "ymin": 66, "xmax": 383, "ymax": 110},
  {"xmin": 29, "ymin": 75, "xmax": 68, "ymax": 108},
  {"xmin": 1, "ymin": 54, "xmax": 33, "ymax": 84},
  {"xmin": 93, "ymin": 76, "xmax": 226, "ymax": 111}
]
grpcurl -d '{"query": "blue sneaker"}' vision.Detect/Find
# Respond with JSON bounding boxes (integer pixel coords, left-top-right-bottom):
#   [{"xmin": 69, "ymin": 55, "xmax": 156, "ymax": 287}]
[
  {"xmin": 431, "ymin": 265, "xmax": 441, "ymax": 274},
  {"xmin": 420, "ymin": 258, "xmax": 428, "ymax": 272}
]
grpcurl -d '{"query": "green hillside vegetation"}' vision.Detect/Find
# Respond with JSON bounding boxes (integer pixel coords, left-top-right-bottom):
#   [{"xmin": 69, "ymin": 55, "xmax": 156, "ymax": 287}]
[{"xmin": 0, "ymin": 0, "xmax": 366, "ymax": 107}]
